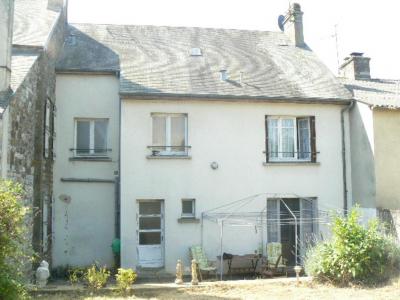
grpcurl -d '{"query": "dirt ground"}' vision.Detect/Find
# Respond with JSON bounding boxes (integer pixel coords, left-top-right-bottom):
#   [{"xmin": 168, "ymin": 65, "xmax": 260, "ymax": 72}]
[{"xmin": 33, "ymin": 278, "xmax": 400, "ymax": 300}]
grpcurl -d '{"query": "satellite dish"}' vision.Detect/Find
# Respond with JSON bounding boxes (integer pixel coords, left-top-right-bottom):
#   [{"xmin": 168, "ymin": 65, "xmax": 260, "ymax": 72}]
[{"xmin": 278, "ymin": 15, "xmax": 285, "ymax": 31}]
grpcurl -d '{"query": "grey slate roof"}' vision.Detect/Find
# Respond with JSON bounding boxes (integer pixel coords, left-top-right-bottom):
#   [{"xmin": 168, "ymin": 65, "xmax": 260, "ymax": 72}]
[
  {"xmin": 340, "ymin": 78, "xmax": 400, "ymax": 108},
  {"xmin": 13, "ymin": 0, "xmax": 59, "ymax": 47},
  {"xmin": 10, "ymin": 51, "xmax": 39, "ymax": 91},
  {"xmin": 57, "ymin": 23, "xmax": 352, "ymax": 102},
  {"xmin": 7, "ymin": 0, "xmax": 60, "ymax": 100}
]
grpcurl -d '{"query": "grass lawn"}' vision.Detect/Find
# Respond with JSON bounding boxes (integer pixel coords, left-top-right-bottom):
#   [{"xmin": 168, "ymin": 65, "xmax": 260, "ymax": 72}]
[{"xmin": 33, "ymin": 277, "xmax": 400, "ymax": 300}]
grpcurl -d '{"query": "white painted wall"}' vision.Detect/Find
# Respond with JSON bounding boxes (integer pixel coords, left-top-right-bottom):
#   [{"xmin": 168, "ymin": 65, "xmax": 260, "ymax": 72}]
[
  {"xmin": 120, "ymin": 99, "xmax": 349, "ymax": 274},
  {"xmin": 53, "ymin": 74, "xmax": 119, "ymax": 268},
  {"xmin": 349, "ymin": 102, "xmax": 376, "ymax": 208}
]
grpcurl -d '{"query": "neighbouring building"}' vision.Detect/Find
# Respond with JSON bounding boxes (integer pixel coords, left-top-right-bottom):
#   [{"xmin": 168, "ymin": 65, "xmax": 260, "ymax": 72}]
[
  {"xmin": 2, "ymin": 1, "xmax": 359, "ymax": 277},
  {"xmin": 340, "ymin": 53, "xmax": 400, "ymax": 223},
  {"xmin": 0, "ymin": 0, "xmax": 66, "ymax": 268}
]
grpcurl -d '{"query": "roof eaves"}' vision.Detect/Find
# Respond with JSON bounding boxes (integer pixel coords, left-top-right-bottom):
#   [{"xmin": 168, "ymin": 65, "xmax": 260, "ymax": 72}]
[
  {"xmin": 55, "ymin": 68, "xmax": 120, "ymax": 76},
  {"xmin": 120, "ymin": 92, "xmax": 353, "ymax": 105}
]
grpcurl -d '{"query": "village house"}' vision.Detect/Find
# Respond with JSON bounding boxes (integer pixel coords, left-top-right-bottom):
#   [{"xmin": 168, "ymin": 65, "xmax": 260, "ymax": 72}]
[
  {"xmin": 54, "ymin": 2, "xmax": 353, "ymax": 274},
  {"xmin": 339, "ymin": 53, "xmax": 400, "ymax": 230},
  {"xmin": 1, "ymin": 0, "xmax": 362, "ymax": 276}
]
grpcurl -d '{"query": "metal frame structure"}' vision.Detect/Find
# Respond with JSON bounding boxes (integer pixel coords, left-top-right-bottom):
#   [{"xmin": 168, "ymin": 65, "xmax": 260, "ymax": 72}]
[{"xmin": 200, "ymin": 193, "xmax": 334, "ymax": 280}]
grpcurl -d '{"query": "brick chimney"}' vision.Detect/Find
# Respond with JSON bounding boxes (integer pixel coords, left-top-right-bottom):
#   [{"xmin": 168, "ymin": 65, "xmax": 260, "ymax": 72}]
[
  {"xmin": 283, "ymin": 3, "xmax": 304, "ymax": 47},
  {"xmin": 339, "ymin": 52, "xmax": 371, "ymax": 80},
  {"xmin": 0, "ymin": 0, "xmax": 14, "ymax": 92}
]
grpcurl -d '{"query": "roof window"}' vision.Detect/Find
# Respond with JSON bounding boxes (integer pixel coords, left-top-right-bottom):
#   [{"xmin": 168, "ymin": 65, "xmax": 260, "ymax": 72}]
[{"xmin": 190, "ymin": 48, "xmax": 202, "ymax": 56}]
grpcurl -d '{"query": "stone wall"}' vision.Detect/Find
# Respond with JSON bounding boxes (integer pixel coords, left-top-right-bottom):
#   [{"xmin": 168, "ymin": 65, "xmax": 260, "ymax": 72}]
[{"xmin": 2, "ymin": 10, "xmax": 66, "ymax": 267}]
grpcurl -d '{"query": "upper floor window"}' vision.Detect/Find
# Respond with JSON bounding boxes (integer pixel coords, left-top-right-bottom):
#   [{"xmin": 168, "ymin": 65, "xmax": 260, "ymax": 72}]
[
  {"xmin": 151, "ymin": 113, "xmax": 188, "ymax": 156},
  {"xmin": 266, "ymin": 116, "xmax": 316, "ymax": 162},
  {"xmin": 75, "ymin": 118, "xmax": 108, "ymax": 157}
]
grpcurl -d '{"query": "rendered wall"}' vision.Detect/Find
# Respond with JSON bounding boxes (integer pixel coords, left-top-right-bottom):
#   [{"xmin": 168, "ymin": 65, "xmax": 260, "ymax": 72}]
[
  {"xmin": 349, "ymin": 102, "xmax": 376, "ymax": 208},
  {"xmin": 53, "ymin": 74, "xmax": 119, "ymax": 268},
  {"xmin": 120, "ymin": 99, "xmax": 350, "ymax": 274},
  {"xmin": 374, "ymin": 109, "xmax": 400, "ymax": 209}
]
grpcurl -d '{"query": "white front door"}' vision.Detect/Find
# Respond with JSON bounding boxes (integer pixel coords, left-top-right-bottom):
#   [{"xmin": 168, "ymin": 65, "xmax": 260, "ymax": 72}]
[{"xmin": 137, "ymin": 200, "xmax": 164, "ymax": 268}]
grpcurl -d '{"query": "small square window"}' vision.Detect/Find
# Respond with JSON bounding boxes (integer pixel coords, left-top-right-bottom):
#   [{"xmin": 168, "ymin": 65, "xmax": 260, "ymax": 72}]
[{"xmin": 181, "ymin": 199, "xmax": 195, "ymax": 218}]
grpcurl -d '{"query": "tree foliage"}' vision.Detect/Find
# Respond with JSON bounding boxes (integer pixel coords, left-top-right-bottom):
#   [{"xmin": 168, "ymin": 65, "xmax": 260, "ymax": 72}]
[
  {"xmin": 0, "ymin": 180, "xmax": 29, "ymax": 299},
  {"xmin": 305, "ymin": 208, "xmax": 400, "ymax": 285}
]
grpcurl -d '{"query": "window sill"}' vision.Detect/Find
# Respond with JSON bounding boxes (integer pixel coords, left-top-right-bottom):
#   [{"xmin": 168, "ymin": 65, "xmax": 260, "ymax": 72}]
[
  {"xmin": 263, "ymin": 161, "xmax": 320, "ymax": 166},
  {"xmin": 69, "ymin": 157, "xmax": 112, "ymax": 162},
  {"xmin": 146, "ymin": 155, "xmax": 191, "ymax": 160},
  {"xmin": 177, "ymin": 217, "xmax": 200, "ymax": 224}
]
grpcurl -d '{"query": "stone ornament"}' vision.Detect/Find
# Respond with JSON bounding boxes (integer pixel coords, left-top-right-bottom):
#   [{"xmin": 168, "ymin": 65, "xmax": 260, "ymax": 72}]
[
  {"xmin": 36, "ymin": 260, "xmax": 50, "ymax": 287},
  {"xmin": 175, "ymin": 259, "xmax": 184, "ymax": 284},
  {"xmin": 294, "ymin": 265, "xmax": 302, "ymax": 286},
  {"xmin": 191, "ymin": 259, "xmax": 199, "ymax": 285}
]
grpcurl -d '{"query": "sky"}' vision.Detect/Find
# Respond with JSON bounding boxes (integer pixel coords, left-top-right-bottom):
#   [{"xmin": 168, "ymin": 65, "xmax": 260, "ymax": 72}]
[{"xmin": 68, "ymin": 0, "xmax": 400, "ymax": 79}]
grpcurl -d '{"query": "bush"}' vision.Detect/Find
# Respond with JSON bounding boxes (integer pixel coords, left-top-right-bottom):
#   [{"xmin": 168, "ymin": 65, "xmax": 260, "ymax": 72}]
[
  {"xmin": 85, "ymin": 264, "xmax": 110, "ymax": 289},
  {"xmin": 305, "ymin": 208, "xmax": 400, "ymax": 285},
  {"xmin": 68, "ymin": 267, "xmax": 86, "ymax": 285},
  {"xmin": 0, "ymin": 180, "xmax": 29, "ymax": 300},
  {"xmin": 116, "ymin": 268, "xmax": 137, "ymax": 292}
]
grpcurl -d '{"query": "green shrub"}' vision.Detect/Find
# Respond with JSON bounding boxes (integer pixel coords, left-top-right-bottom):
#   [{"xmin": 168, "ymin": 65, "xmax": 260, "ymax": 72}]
[
  {"xmin": 85, "ymin": 264, "xmax": 110, "ymax": 289},
  {"xmin": 115, "ymin": 268, "xmax": 137, "ymax": 292},
  {"xmin": 305, "ymin": 208, "xmax": 400, "ymax": 285},
  {"xmin": 0, "ymin": 180, "xmax": 29, "ymax": 300},
  {"xmin": 68, "ymin": 267, "xmax": 85, "ymax": 285}
]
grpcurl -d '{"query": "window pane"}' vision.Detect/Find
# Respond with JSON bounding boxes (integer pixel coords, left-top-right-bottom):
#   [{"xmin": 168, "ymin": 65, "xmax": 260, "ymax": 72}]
[
  {"xmin": 182, "ymin": 200, "xmax": 194, "ymax": 215},
  {"xmin": 281, "ymin": 119, "xmax": 295, "ymax": 158},
  {"xmin": 94, "ymin": 120, "xmax": 108, "ymax": 155},
  {"xmin": 268, "ymin": 119, "xmax": 278, "ymax": 158},
  {"xmin": 139, "ymin": 232, "xmax": 161, "ymax": 245},
  {"xmin": 267, "ymin": 199, "xmax": 279, "ymax": 243},
  {"xmin": 152, "ymin": 116, "xmax": 166, "ymax": 151},
  {"xmin": 298, "ymin": 118, "xmax": 310, "ymax": 159},
  {"xmin": 139, "ymin": 217, "xmax": 161, "ymax": 230},
  {"xmin": 139, "ymin": 202, "xmax": 161, "ymax": 215},
  {"xmin": 76, "ymin": 121, "xmax": 90, "ymax": 155},
  {"xmin": 171, "ymin": 116, "xmax": 186, "ymax": 152}
]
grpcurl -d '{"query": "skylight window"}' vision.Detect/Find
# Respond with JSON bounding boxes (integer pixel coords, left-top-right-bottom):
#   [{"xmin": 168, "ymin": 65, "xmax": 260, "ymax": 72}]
[{"xmin": 190, "ymin": 48, "xmax": 202, "ymax": 56}]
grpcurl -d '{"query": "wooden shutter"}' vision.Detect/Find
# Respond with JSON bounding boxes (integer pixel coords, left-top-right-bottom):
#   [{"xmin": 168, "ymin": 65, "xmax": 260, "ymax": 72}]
[
  {"xmin": 265, "ymin": 115, "xmax": 269, "ymax": 163},
  {"xmin": 310, "ymin": 116, "xmax": 316, "ymax": 162}
]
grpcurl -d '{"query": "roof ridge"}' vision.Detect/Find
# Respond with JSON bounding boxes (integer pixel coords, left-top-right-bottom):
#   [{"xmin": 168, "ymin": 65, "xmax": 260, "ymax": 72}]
[{"xmin": 68, "ymin": 22, "xmax": 281, "ymax": 34}]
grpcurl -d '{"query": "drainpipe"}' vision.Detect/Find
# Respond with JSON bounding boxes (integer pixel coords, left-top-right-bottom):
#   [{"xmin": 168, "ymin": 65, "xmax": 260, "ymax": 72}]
[{"xmin": 340, "ymin": 100, "xmax": 355, "ymax": 215}]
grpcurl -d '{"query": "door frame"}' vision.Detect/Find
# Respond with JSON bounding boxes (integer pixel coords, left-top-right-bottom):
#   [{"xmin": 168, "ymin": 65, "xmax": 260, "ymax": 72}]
[{"xmin": 136, "ymin": 199, "xmax": 165, "ymax": 268}]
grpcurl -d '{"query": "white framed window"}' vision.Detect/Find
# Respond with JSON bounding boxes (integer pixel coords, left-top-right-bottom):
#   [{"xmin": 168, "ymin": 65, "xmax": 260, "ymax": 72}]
[
  {"xmin": 74, "ymin": 118, "xmax": 108, "ymax": 157},
  {"xmin": 181, "ymin": 199, "xmax": 195, "ymax": 218},
  {"xmin": 267, "ymin": 116, "xmax": 314, "ymax": 162},
  {"xmin": 151, "ymin": 113, "xmax": 188, "ymax": 156}
]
